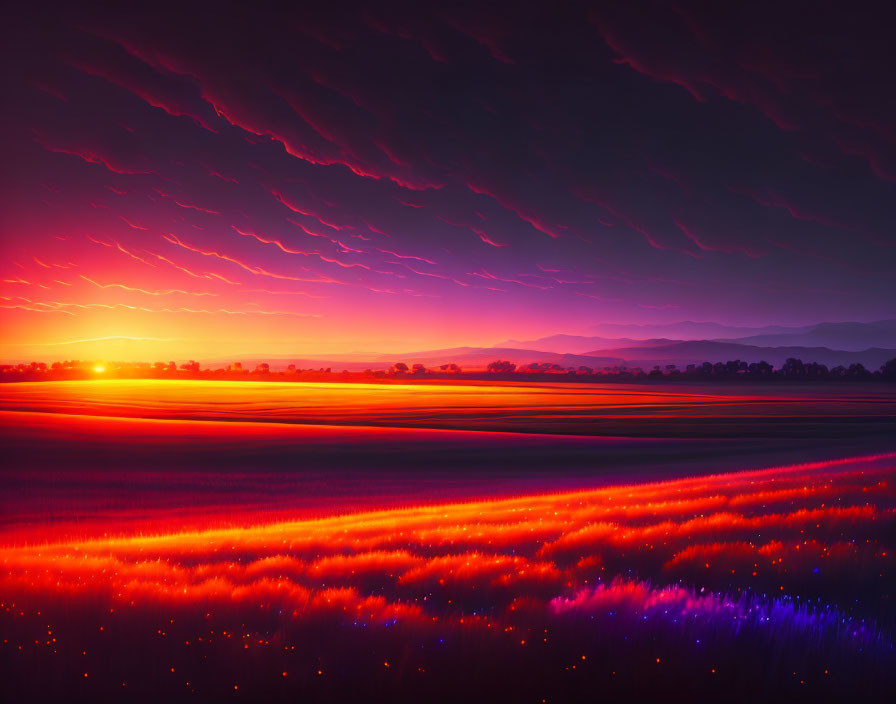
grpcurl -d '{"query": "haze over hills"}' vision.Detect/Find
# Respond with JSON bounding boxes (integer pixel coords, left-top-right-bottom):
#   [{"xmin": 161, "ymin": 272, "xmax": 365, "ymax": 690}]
[
  {"xmin": 367, "ymin": 347, "xmax": 626, "ymax": 369},
  {"xmin": 588, "ymin": 341, "xmax": 896, "ymax": 370},
  {"xmin": 578, "ymin": 319, "xmax": 896, "ymax": 349},
  {"xmin": 194, "ymin": 320, "xmax": 896, "ymax": 372},
  {"xmin": 500, "ymin": 320, "xmax": 896, "ymax": 355},
  {"xmin": 206, "ymin": 344, "xmax": 895, "ymax": 374},
  {"xmin": 207, "ymin": 348, "xmax": 627, "ymax": 372},
  {"xmin": 384, "ymin": 341, "xmax": 895, "ymax": 371},
  {"xmin": 714, "ymin": 320, "xmax": 896, "ymax": 351},
  {"xmin": 200, "ymin": 321, "xmax": 896, "ymax": 372},
  {"xmin": 586, "ymin": 321, "xmax": 815, "ymax": 340},
  {"xmin": 494, "ymin": 335, "xmax": 684, "ymax": 355}
]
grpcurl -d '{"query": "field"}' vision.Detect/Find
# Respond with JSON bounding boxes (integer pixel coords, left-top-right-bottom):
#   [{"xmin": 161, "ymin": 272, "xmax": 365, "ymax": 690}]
[{"xmin": 1, "ymin": 380, "xmax": 895, "ymax": 701}]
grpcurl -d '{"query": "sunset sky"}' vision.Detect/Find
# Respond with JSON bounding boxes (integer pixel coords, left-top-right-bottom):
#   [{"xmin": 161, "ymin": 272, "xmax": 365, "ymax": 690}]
[{"xmin": 2, "ymin": 2, "xmax": 894, "ymax": 361}]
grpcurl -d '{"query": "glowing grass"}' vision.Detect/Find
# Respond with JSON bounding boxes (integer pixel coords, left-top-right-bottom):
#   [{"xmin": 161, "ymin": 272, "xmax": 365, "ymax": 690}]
[{"xmin": 2, "ymin": 453, "xmax": 893, "ymax": 700}]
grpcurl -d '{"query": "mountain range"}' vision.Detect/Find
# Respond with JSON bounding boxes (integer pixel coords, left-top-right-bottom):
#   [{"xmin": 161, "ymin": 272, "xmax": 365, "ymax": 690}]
[
  {"xmin": 580, "ymin": 341, "xmax": 896, "ymax": 370},
  {"xmin": 211, "ymin": 320, "xmax": 896, "ymax": 371},
  {"xmin": 499, "ymin": 320, "xmax": 896, "ymax": 354}
]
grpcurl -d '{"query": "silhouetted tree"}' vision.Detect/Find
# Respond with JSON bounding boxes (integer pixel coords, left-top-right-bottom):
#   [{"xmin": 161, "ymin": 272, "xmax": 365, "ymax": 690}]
[
  {"xmin": 805, "ymin": 362, "xmax": 828, "ymax": 378},
  {"xmin": 881, "ymin": 358, "xmax": 896, "ymax": 381},
  {"xmin": 487, "ymin": 360, "xmax": 516, "ymax": 373},
  {"xmin": 748, "ymin": 361, "xmax": 773, "ymax": 377},
  {"xmin": 846, "ymin": 362, "xmax": 870, "ymax": 378},
  {"xmin": 781, "ymin": 358, "xmax": 805, "ymax": 378}
]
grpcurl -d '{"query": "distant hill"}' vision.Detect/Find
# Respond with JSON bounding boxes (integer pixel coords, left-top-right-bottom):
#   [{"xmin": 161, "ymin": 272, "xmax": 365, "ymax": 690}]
[
  {"xmin": 505, "ymin": 320, "xmax": 896, "ymax": 356},
  {"xmin": 590, "ymin": 341, "xmax": 896, "ymax": 369},
  {"xmin": 493, "ymin": 335, "xmax": 682, "ymax": 354},
  {"xmin": 200, "ymin": 357, "xmax": 383, "ymax": 372},
  {"xmin": 588, "ymin": 321, "xmax": 812, "ymax": 340},
  {"xmin": 206, "ymin": 321, "xmax": 896, "ymax": 372},
  {"xmin": 206, "ymin": 348, "xmax": 626, "ymax": 372},
  {"xmin": 582, "ymin": 319, "xmax": 895, "ymax": 345},
  {"xmin": 369, "ymin": 347, "xmax": 626, "ymax": 369},
  {"xmin": 713, "ymin": 319, "xmax": 896, "ymax": 352}
]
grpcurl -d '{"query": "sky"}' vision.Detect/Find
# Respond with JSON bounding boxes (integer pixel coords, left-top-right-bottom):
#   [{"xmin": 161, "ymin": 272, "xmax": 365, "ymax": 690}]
[{"xmin": 1, "ymin": 1, "xmax": 894, "ymax": 361}]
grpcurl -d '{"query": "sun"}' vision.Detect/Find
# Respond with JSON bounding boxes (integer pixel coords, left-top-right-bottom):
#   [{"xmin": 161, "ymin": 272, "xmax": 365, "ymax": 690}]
[{"xmin": 93, "ymin": 364, "xmax": 106, "ymax": 373}]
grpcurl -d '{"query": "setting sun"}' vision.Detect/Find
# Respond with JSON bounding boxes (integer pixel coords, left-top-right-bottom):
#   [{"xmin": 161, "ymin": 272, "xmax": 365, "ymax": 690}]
[{"xmin": 93, "ymin": 364, "xmax": 106, "ymax": 373}]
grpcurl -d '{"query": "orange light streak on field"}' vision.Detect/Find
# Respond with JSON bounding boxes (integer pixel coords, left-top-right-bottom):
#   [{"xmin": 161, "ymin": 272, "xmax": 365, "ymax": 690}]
[
  {"xmin": 2, "ymin": 379, "xmax": 894, "ymax": 436},
  {"xmin": 3, "ymin": 453, "xmax": 892, "ymax": 600}
]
